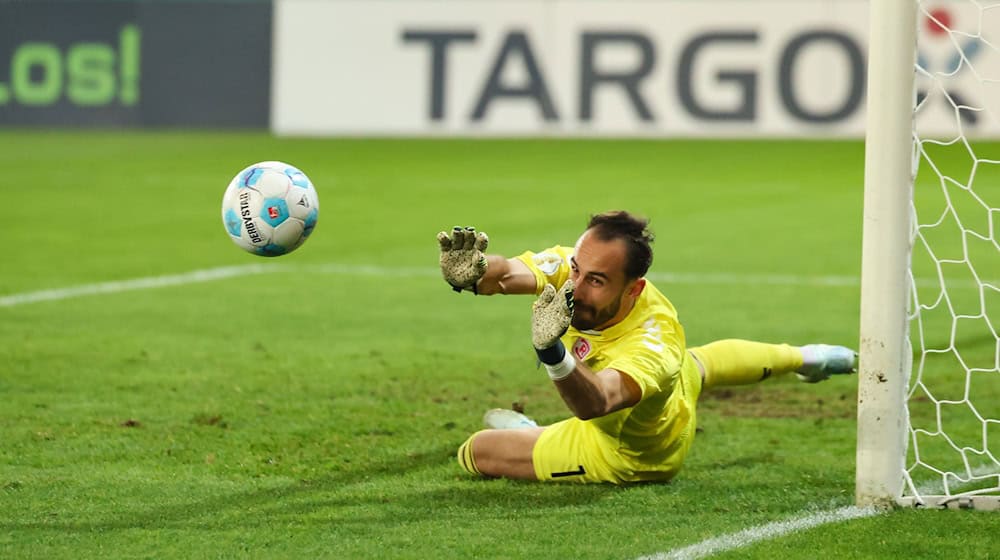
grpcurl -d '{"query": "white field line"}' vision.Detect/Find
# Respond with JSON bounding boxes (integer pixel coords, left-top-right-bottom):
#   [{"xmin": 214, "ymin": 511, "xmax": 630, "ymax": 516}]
[
  {"xmin": 634, "ymin": 506, "xmax": 880, "ymax": 560},
  {"xmin": 0, "ymin": 263, "xmax": 982, "ymax": 308},
  {"xmin": 0, "ymin": 264, "xmax": 282, "ymax": 307},
  {"xmin": 309, "ymin": 264, "xmax": 868, "ymax": 287}
]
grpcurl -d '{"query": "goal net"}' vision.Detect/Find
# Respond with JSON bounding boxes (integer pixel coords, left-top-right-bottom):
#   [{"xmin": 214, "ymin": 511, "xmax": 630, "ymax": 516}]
[{"xmin": 858, "ymin": 0, "xmax": 1000, "ymax": 510}]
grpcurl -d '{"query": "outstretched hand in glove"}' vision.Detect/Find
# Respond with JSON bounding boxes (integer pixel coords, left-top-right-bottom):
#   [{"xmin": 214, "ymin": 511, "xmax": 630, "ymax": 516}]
[
  {"xmin": 532, "ymin": 279, "xmax": 577, "ymax": 380},
  {"xmin": 437, "ymin": 226, "xmax": 489, "ymax": 293},
  {"xmin": 532, "ymin": 280, "xmax": 575, "ymax": 350}
]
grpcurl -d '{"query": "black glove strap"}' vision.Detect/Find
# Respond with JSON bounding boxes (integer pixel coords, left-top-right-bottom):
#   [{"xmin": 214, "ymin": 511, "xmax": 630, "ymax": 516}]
[
  {"xmin": 450, "ymin": 282, "xmax": 478, "ymax": 295},
  {"xmin": 534, "ymin": 340, "xmax": 566, "ymax": 366}
]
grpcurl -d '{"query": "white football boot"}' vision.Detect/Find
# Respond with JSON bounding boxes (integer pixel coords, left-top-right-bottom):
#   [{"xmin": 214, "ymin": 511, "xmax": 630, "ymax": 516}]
[
  {"xmin": 796, "ymin": 344, "xmax": 858, "ymax": 383},
  {"xmin": 483, "ymin": 408, "xmax": 539, "ymax": 429}
]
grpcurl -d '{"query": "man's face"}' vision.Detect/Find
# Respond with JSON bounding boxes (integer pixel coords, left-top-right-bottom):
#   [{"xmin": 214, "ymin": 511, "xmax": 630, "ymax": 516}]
[{"xmin": 569, "ymin": 229, "xmax": 639, "ymax": 331}]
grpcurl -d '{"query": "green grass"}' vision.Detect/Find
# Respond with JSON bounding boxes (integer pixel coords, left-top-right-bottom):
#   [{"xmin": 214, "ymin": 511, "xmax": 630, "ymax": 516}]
[{"xmin": 0, "ymin": 132, "xmax": 997, "ymax": 559}]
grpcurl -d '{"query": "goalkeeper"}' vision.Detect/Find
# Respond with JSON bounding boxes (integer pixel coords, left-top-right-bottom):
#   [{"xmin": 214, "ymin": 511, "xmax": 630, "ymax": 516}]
[{"xmin": 440, "ymin": 210, "xmax": 856, "ymax": 484}]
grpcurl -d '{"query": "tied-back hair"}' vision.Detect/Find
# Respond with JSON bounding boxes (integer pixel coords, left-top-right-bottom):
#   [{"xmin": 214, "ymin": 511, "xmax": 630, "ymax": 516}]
[{"xmin": 586, "ymin": 210, "xmax": 654, "ymax": 279}]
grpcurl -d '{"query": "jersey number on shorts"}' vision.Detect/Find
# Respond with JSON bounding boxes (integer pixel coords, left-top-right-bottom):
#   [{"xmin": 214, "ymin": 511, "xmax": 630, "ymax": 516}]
[{"xmin": 550, "ymin": 465, "xmax": 587, "ymax": 478}]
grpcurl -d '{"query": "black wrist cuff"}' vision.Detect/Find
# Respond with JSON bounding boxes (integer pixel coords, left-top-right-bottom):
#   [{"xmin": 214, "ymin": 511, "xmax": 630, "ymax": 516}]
[
  {"xmin": 449, "ymin": 282, "xmax": 479, "ymax": 295},
  {"xmin": 534, "ymin": 340, "xmax": 566, "ymax": 365}
]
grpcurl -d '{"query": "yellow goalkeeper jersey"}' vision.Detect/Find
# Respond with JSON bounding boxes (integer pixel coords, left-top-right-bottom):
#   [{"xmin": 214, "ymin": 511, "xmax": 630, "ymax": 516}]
[{"xmin": 516, "ymin": 245, "xmax": 700, "ymax": 475}]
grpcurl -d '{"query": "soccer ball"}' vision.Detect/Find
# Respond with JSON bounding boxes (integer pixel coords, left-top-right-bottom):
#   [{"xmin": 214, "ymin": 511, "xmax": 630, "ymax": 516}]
[{"xmin": 221, "ymin": 161, "xmax": 319, "ymax": 257}]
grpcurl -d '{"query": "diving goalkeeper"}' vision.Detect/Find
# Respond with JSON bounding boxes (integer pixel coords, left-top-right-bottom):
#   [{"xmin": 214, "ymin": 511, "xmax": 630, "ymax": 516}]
[{"xmin": 439, "ymin": 210, "xmax": 856, "ymax": 484}]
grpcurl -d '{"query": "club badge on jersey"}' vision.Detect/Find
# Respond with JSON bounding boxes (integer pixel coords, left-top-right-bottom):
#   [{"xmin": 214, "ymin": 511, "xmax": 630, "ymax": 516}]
[{"xmin": 573, "ymin": 337, "xmax": 592, "ymax": 361}]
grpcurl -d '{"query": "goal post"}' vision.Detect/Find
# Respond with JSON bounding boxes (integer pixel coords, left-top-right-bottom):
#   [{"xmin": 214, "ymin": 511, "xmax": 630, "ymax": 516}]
[
  {"xmin": 857, "ymin": 0, "xmax": 918, "ymax": 509},
  {"xmin": 858, "ymin": 0, "xmax": 1000, "ymax": 510}
]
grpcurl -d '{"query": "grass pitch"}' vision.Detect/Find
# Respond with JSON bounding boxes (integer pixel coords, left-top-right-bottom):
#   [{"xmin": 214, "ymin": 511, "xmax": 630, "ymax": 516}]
[{"xmin": 0, "ymin": 132, "xmax": 996, "ymax": 559}]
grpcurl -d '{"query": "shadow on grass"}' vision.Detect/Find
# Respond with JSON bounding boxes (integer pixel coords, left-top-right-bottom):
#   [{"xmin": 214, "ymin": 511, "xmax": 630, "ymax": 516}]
[{"xmin": 0, "ymin": 443, "xmax": 620, "ymax": 533}]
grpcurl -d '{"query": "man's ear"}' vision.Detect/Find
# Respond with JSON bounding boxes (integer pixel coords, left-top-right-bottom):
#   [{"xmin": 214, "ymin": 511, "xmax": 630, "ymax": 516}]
[{"xmin": 629, "ymin": 278, "xmax": 646, "ymax": 298}]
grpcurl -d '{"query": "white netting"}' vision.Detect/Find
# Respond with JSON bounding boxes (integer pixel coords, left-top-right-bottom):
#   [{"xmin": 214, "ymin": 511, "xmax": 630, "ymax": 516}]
[{"xmin": 904, "ymin": 0, "xmax": 1000, "ymax": 507}]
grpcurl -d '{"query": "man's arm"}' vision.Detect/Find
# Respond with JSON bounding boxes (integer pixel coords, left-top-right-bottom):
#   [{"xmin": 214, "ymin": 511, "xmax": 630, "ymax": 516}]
[
  {"xmin": 551, "ymin": 364, "xmax": 642, "ymax": 420},
  {"xmin": 437, "ymin": 227, "xmax": 538, "ymax": 295},
  {"xmin": 530, "ymin": 279, "xmax": 642, "ymax": 419},
  {"xmin": 475, "ymin": 256, "xmax": 538, "ymax": 295}
]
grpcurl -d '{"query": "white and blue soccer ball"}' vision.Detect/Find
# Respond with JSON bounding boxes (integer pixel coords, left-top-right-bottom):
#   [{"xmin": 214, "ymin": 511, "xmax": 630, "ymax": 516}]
[{"xmin": 221, "ymin": 161, "xmax": 319, "ymax": 257}]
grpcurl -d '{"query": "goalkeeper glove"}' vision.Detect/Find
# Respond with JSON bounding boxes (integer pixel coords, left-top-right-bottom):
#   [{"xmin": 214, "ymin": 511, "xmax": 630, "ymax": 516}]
[
  {"xmin": 532, "ymin": 280, "xmax": 576, "ymax": 380},
  {"xmin": 437, "ymin": 226, "xmax": 489, "ymax": 293}
]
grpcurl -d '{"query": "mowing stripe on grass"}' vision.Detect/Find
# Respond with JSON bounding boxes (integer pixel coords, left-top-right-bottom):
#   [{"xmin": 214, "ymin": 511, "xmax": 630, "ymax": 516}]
[
  {"xmin": 0, "ymin": 263, "xmax": 980, "ymax": 308},
  {"xmin": 635, "ymin": 505, "xmax": 880, "ymax": 560}
]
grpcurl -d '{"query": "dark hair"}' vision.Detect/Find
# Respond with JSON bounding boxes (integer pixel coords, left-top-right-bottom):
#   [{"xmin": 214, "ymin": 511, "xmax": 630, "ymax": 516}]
[{"xmin": 586, "ymin": 210, "xmax": 654, "ymax": 279}]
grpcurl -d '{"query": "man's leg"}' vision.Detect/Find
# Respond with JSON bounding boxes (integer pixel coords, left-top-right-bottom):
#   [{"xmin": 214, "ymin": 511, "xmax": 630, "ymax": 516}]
[
  {"xmin": 689, "ymin": 339, "xmax": 856, "ymax": 389},
  {"xmin": 457, "ymin": 427, "xmax": 545, "ymax": 480},
  {"xmin": 457, "ymin": 418, "xmax": 624, "ymax": 483}
]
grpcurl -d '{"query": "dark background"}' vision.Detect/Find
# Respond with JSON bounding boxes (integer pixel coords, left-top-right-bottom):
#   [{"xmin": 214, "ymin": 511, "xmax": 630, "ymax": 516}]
[{"xmin": 0, "ymin": 0, "xmax": 272, "ymax": 127}]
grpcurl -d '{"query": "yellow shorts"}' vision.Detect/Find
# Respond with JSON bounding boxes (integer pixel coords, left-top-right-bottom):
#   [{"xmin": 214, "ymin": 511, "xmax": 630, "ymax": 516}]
[{"xmin": 531, "ymin": 353, "xmax": 702, "ymax": 484}]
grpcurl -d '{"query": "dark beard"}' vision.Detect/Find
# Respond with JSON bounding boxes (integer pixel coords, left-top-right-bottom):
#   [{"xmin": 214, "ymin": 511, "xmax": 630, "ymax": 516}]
[{"xmin": 571, "ymin": 297, "xmax": 621, "ymax": 331}]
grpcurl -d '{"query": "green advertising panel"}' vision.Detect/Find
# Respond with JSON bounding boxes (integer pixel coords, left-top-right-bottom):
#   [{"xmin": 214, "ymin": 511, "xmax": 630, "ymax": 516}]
[{"xmin": 0, "ymin": 1, "xmax": 271, "ymax": 127}]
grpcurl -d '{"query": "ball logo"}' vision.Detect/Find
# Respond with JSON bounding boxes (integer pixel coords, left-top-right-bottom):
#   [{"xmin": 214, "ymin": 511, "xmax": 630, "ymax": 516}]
[
  {"xmin": 268, "ymin": 206, "xmax": 281, "ymax": 219},
  {"xmin": 573, "ymin": 338, "xmax": 591, "ymax": 361},
  {"xmin": 238, "ymin": 190, "xmax": 262, "ymax": 243}
]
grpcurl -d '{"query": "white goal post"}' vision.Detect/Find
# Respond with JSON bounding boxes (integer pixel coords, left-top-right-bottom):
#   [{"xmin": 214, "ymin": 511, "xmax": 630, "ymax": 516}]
[
  {"xmin": 857, "ymin": 0, "xmax": 917, "ymax": 509},
  {"xmin": 858, "ymin": 0, "xmax": 1000, "ymax": 510}
]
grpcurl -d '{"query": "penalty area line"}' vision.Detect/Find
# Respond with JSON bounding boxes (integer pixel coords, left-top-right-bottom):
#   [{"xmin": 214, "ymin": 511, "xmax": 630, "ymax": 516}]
[
  {"xmin": 633, "ymin": 505, "xmax": 880, "ymax": 560},
  {"xmin": 0, "ymin": 262, "xmax": 973, "ymax": 308},
  {"xmin": 0, "ymin": 264, "xmax": 284, "ymax": 307}
]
